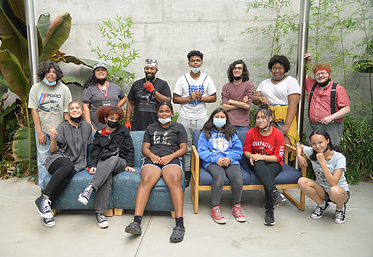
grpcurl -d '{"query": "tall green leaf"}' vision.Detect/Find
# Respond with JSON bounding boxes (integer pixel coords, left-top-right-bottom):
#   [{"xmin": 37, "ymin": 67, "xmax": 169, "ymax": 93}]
[
  {"xmin": 12, "ymin": 126, "xmax": 36, "ymax": 167},
  {"xmin": 39, "ymin": 13, "xmax": 71, "ymax": 62},
  {"xmin": 0, "ymin": 50, "xmax": 29, "ymax": 102},
  {"xmin": 37, "ymin": 13, "xmax": 50, "ymax": 43},
  {"xmin": 62, "ymin": 75, "xmax": 86, "ymax": 87}
]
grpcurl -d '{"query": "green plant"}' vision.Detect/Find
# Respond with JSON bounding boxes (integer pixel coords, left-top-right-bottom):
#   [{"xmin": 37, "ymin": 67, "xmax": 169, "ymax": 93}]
[
  {"xmin": 340, "ymin": 115, "xmax": 373, "ymax": 184},
  {"xmin": 88, "ymin": 14, "xmax": 140, "ymax": 86}
]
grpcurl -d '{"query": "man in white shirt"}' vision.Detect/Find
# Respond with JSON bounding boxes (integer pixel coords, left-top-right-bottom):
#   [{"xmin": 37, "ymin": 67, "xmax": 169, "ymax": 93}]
[{"xmin": 173, "ymin": 50, "xmax": 217, "ymax": 186}]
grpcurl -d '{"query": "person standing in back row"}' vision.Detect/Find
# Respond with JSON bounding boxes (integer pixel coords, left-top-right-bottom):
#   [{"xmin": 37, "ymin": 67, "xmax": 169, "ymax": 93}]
[
  {"xmin": 125, "ymin": 59, "xmax": 172, "ymax": 131},
  {"xmin": 173, "ymin": 50, "xmax": 217, "ymax": 187},
  {"xmin": 222, "ymin": 60, "xmax": 254, "ymax": 132}
]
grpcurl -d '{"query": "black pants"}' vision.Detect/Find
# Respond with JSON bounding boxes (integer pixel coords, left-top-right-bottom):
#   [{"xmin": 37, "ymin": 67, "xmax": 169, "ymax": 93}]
[
  {"xmin": 249, "ymin": 161, "xmax": 283, "ymax": 210},
  {"xmin": 43, "ymin": 157, "xmax": 75, "ymax": 203}
]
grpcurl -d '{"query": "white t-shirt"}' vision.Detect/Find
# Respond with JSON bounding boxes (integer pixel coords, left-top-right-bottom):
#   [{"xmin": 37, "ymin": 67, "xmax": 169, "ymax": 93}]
[
  {"xmin": 256, "ymin": 76, "xmax": 300, "ymax": 105},
  {"xmin": 28, "ymin": 81, "xmax": 72, "ymax": 133},
  {"xmin": 173, "ymin": 72, "xmax": 216, "ymax": 119},
  {"xmin": 303, "ymin": 146, "xmax": 349, "ymax": 192}
]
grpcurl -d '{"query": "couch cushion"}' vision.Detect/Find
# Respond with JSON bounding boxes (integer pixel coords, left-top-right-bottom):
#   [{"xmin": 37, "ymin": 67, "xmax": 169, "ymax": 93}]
[
  {"xmin": 199, "ymin": 166, "xmax": 251, "ymax": 186},
  {"xmin": 130, "ymin": 131, "xmax": 145, "ymax": 168}
]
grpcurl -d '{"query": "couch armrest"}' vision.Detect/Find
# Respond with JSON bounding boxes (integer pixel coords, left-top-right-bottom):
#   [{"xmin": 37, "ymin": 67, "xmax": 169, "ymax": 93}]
[
  {"xmin": 191, "ymin": 145, "xmax": 200, "ymax": 179},
  {"xmin": 285, "ymin": 144, "xmax": 306, "ymax": 177}
]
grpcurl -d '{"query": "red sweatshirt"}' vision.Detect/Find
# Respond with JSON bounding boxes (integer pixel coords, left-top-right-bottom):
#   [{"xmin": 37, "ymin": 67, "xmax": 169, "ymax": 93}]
[{"xmin": 243, "ymin": 126, "xmax": 285, "ymax": 166}]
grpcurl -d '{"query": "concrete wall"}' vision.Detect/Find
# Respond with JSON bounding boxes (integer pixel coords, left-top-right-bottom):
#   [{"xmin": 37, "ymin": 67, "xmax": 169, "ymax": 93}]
[{"xmin": 33, "ymin": 0, "xmax": 371, "ymax": 116}]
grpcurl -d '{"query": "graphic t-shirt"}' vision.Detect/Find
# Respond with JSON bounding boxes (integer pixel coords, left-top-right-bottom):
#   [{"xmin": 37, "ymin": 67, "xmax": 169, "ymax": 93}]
[
  {"xmin": 143, "ymin": 122, "xmax": 188, "ymax": 157},
  {"xmin": 173, "ymin": 72, "xmax": 216, "ymax": 120},
  {"xmin": 128, "ymin": 78, "xmax": 171, "ymax": 131},
  {"xmin": 303, "ymin": 146, "xmax": 349, "ymax": 192},
  {"xmin": 28, "ymin": 81, "xmax": 72, "ymax": 133},
  {"xmin": 243, "ymin": 126, "xmax": 285, "ymax": 166}
]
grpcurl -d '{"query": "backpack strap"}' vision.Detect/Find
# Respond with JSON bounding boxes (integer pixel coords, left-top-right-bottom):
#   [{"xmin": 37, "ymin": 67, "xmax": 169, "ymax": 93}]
[
  {"xmin": 330, "ymin": 83, "xmax": 337, "ymax": 115},
  {"xmin": 308, "ymin": 83, "xmax": 318, "ymax": 118}
]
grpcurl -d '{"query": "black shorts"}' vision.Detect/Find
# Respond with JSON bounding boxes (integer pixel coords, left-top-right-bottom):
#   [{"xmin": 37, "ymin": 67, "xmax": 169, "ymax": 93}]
[{"xmin": 141, "ymin": 157, "xmax": 183, "ymax": 172}]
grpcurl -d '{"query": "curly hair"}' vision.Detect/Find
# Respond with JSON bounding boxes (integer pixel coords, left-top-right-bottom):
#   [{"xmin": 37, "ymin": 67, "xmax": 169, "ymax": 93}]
[
  {"xmin": 96, "ymin": 105, "xmax": 124, "ymax": 124},
  {"xmin": 37, "ymin": 62, "xmax": 64, "ymax": 81},
  {"xmin": 312, "ymin": 62, "xmax": 331, "ymax": 74},
  {"xmin": 227, "ymin": 60, "xmax": 250, "ymax": 82},
  {"xmin": 187, "ymin": 50, "xmax": 203, "ymax": 62},
  {"xmin": 268, "ymin": 55, "xmax": 291, "ymax": 73},
  {"xmin": 201, "ymin": 108, "xmax": 236, "ymax": 141}
]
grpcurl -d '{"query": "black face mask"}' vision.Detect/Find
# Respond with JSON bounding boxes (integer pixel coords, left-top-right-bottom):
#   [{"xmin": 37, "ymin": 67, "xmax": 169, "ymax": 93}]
[
  {"xmin": 94, "ymin": 76, "xmax": 107, "ymax": 85},
  {"xmin": 70, "ymin": 116, "xmax": 82, "ymax": 123},
  {"xmin": 107, "ymin": 120, "xmax": 119, "ymax": 128},
  {"xmin": 233, "ymin": 75, "xmax": 242, "ymax": 81},
  {"xmin": 317, "ymin": 78, "xmax": 331, "ymax": 87}
]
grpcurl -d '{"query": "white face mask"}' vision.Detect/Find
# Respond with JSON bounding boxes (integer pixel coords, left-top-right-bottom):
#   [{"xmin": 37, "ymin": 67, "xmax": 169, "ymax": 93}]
[
  {"xmin": 158, "ymin": 117, "xmax": 172, "ymax": 124},
  {"xmin": 190, "ymin": 67, "xmax": 201, "ymax": 74}
]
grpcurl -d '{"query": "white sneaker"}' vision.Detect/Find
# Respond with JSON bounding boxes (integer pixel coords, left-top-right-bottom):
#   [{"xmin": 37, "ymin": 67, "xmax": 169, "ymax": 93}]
[
  {"xmin": 43, "ymin": 217, "xmax": 55, "ymax": 228},
  {"xmin": 96, "ymin": 213, "xmax": 109, "ymax": 228}
]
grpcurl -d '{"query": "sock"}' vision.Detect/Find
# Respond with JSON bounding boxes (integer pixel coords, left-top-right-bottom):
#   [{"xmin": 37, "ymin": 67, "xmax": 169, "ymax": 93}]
[
  {"xmin": 318, "ymin": 201, "xmax": 326, "ymax": 208},
  {"xmin": 175, "ymin": 217, "xmax": 184, "ymax": 228},
  {"xmin": 134, "ymin": 215, "xmax": 142, "ymax": 225}
]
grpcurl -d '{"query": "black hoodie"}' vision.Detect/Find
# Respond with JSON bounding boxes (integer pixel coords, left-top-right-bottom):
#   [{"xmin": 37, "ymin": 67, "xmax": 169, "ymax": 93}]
[{"xmin": 89, "ymin": 124, "xmax": 134, "ymax": 168}]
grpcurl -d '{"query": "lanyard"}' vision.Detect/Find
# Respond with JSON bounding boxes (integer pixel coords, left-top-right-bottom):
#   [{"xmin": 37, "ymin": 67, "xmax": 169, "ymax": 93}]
[{"xmin": 97, "ymin": 83, "xmax": 109, "ymax": 100}]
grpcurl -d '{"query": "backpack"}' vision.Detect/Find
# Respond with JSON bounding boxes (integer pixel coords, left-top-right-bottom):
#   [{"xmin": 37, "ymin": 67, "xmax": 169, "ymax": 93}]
[{"xmin": 308, "ymin": 82, "xmax": 337, "ymax": 118}]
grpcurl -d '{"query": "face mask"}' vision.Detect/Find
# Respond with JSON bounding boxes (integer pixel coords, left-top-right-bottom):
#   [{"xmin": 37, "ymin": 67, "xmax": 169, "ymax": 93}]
[
  {"xmin": 94, "ymin": 76, "xmax": 107, "ymax": 85},
  {"xmin": 317, "ymin": 78, "xmax": 331, "ymax": 87},
  {"xmin": 107, "ymin": 120, "xmax": 119, "ymax": 128},
  {"xmin": 272, "ymin": 74, "xmax": 285, "ymax": 81},
  {"xmin": 43, "ymin": 77, "xmax": 56, "ymax": 86},
  {"xmin": 158, "ymin": 117, "xmax": 172, "ymax": 124},
  {"xmin": 213, "ymin": 118, "xmax": 226, "ymax": 128},
  {"xmin": 70, "ymin": 116, "xmax": 82, "ymax": 123},
  {"xmin": 190, "ymin": 67, "xmax": 201, "ymax": 74},
  {"xmin": 234, "ymin": 75, "xmax": 242, "ymax": 81}
]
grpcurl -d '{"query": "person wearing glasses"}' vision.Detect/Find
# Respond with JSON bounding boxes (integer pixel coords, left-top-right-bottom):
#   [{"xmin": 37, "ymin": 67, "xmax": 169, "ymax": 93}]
[
  {"xmin": 304, "ymin": 52, "xmax": 350, "ymax": 147},
  {"xmin": 222, "ymin": 60, "xmax": 254, "ymax": 133},
  {"xmin": 252, "ymin": 55, "xmax": 301, "ymax": 146}
]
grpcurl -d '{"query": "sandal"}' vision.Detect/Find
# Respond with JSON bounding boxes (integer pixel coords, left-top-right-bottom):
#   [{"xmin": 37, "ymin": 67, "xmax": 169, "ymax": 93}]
[
  {"xmin": 125, "ymin": 221, "xmax": 142, "ymax": 235},
  {"xmin": 170, "ymin": 226, "xmax": 185, "ymax": 242}
]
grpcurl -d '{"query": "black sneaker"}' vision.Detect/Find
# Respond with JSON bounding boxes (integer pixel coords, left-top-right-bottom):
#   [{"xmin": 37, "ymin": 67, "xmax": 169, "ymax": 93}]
[
  {"xmin": 272, "ymin": 190, "xmax": 286, "ymax": 206},
  {"xmin": 43, "ymin": 217, "xmax": 55, "ymax": 228},
  {"xmin": 334, "ymin": 204, "xmax": 346, "ymax": 224},
  {"xmin": 96, "ymin": 213, "xmax": 109, "ymax": 228},
  {"xmin": 35, "ymin": 195, "xmax": 53, "ymax": 219},
  {"xmin": 125, "ymin": 221, "xmax": 142, "ymax": 235},
  {"xmin": 264, "ymin": 209, "xmax": 275, "ymax": 226},
  {"xmin": 311, "ymin": 202, "xmax": 330, "ymax": 219},
  {"xmin": 78, "ymin": 185, "xmax": 94, "ymax": 205}
]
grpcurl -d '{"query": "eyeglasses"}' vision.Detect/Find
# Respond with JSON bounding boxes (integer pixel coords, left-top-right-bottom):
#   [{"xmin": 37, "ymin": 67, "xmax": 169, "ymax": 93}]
[
  {"xmin": 233, "ymin": 67, "xmax": 243, "ymax": 70},
  {"xmin": 315, "ymin": 71, "xmax": 329, "ymax": 77}
]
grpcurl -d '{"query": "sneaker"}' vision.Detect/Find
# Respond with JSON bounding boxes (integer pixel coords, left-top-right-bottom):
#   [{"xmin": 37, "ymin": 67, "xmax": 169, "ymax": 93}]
[
  {"xmin": 311, "ymin": 202, "xmax": 330, "ymax": 219},
  {"xmin": 231, "ymin": 204, "xmax": 246, "ymax": 222},
  {"xmin": 264, "ymin": 209, "xmax": 275, "ymax": 226},
  {"xmin": 272, "ymin": 190, "xmax": 286, "ymax": 206},
  {"xmin": 125, "ymin": 221, "xmax": 142, "ymax": 235},
  {"xmin": 78, "ymin": 185, "xmax": 94, "ymax": 206},
  {"xmin": 334, "ymin": 204, "xmax": 346, "ymax": 224},
  {"xmin": 211, "ymin": 206, "xmax": 226, "ymax": 224},
  {"xmin": 96, "ymin": 213, "xmax": 109, "ymax": 228},
  {"xmin": 43, "ymin": 217, "xmax": 55, "ymax": 228},
  {"xmin": 34, "ymin": 195, "xmax": 53, "ymax": 219}
]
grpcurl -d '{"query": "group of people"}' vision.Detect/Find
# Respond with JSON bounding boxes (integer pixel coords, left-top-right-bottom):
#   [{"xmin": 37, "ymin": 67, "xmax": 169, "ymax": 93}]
[{"xmin": 29, "ymin": 50, "xmax": 351, "ymax": 243}]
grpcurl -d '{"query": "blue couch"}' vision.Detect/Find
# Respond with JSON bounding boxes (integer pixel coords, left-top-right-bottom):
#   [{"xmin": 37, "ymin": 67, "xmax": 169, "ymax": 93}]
[
  {"xmin": 43, "ymin": 130, "xmax": 184, "ymax": 217},
  {"xmin": 190, "ymin": 129, "xmax": 306, "ymax": 214}
]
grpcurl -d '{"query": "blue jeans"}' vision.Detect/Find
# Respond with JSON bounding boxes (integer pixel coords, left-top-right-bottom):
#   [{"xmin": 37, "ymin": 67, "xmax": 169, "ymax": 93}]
[
  {"xmin": 35, "ymin": 129, "xmax": 51, "ymax": 189},
  {"xmin": 235, "ymin": 126, "xmax": 250, "ymax": 134}
]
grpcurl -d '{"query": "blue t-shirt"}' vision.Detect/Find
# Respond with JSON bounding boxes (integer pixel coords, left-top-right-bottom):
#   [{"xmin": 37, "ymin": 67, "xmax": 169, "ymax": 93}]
[{"xmin": 303, "ymin": 146, "xmax": 349, "ymax": 192}]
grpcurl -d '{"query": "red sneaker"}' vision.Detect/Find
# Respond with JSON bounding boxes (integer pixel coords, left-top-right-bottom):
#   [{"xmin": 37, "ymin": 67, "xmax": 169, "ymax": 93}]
[
  {"xmin": 232, "ymin": 204, "xmax": 246, "ymax": 222},
  {"xmin": 211, "ymin": 206, "xmax": 226, "ymax": 224}
]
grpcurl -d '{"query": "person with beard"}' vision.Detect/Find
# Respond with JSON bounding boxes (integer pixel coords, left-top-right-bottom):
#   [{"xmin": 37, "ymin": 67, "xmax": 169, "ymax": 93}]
[
  {"xmin": 173, "ymin": 50, "xmax": 217, "ymax": 187},
  {"xmin": 78, "ymin": 105, "xmax": 135, "ymax": 228},
  {"xmin": 82, "ymin": 63, "xmax": 127, "ymax": 131},
  {"xmin": 222, "ymin": 60, "xmax": 254, "ymax": 132},
  {"xmin": 125, "ymin": 59, "xmax": 172, "ymax": 131},
  {"xmin": 304, "ymin": 52, "xmax": 350, "ymax": 147},
  {"xmin": 34, "ymin": 101, "xmax": 91, "ymax": 228}
]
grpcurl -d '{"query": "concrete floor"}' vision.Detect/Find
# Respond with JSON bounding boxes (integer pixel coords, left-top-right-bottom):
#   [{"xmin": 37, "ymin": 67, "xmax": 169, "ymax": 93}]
[{"xmin": 0, "ymin": 177, "xmax": 372, "ymax": 257}]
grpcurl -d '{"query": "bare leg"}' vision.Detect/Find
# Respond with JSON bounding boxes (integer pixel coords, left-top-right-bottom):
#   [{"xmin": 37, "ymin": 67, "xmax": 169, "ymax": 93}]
[
  {"xmin": 162, "ymin": 165, "xmax": 183, "ymax": 217},
  {"xmin": 298, "ymin": 177, "xmax": 326, "ymax": 205},
  {"xmin": 328, "ymin": 186, "xmax": 348, "ymax": 209}
]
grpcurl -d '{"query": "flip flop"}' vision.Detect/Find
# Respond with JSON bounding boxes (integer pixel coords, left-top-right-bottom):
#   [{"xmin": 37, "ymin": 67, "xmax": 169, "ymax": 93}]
[{"xmin": 170, "ymin": 226, "xmax": 185, "ymax": 243}]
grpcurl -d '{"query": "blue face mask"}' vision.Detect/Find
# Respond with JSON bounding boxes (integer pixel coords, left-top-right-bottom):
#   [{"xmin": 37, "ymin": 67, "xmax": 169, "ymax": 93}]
[
  {"xmin": 190, "ymin": 67, "xmax": 201, "ymax": 74},
  {"xmin": 43, "ymin": 77, "xmax": 57, "ymax": 86},
  {"xmin": 158, "ymin": 117, "xmax": 172, "ymax": 124},
  {"xmin": 213, "ymin": 118, "xmax": 226, "ymax": 128}
]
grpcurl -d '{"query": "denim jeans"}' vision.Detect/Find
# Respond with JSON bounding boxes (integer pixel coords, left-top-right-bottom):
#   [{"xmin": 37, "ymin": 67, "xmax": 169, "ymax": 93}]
[{"xmin": 35, "ymin": 129, "xmax": 51, "ymax": 189}]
